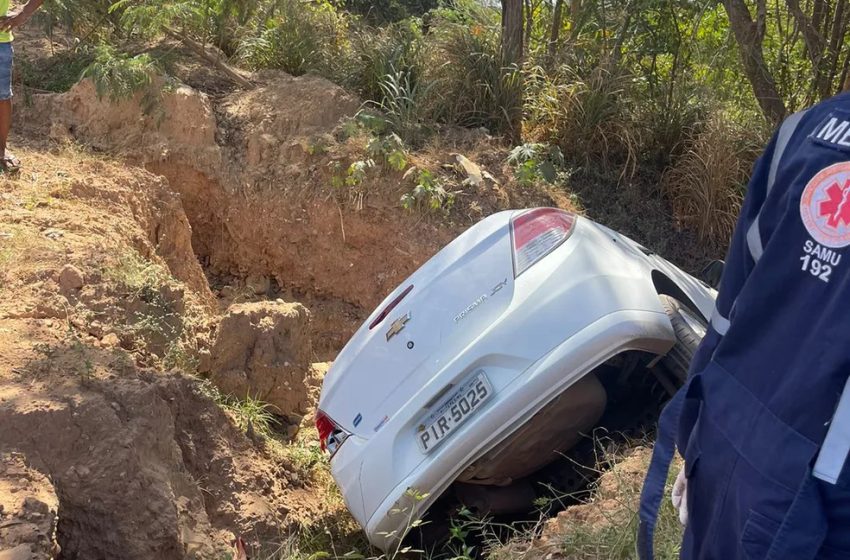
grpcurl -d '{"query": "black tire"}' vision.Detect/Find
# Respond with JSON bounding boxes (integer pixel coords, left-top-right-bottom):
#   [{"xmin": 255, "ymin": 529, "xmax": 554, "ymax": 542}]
[{"xmin": 657, "ymin": 295, "xmax": 707, "ymax": 383}]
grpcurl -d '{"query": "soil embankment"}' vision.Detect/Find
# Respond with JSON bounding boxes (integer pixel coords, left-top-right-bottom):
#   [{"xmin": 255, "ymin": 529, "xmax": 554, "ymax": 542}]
[
  {"xmin": 4, "ymin": 63, "xmax": 557, "ymax": 557},
  {"xmin": 21, "ymin": 70, "xmax": 558, "ymax": 357}
]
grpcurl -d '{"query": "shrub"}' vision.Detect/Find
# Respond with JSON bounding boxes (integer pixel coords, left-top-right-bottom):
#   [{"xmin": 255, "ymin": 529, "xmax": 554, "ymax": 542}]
[
  {"xmin": 525, "ymin": 65, "xmax": 641, "ymax": 177},
  {"xmin": 81, "ymin": 43, "xmax": 158, "ymax": 103},
  {"xmin": 401, "ymin": 168, "xmax": 454, "ymax": 212},
  {"xmin": 366, "ymin": 133, "xmax": 409, "ymax": 171},
  {"xmin": 19, "ymin": 48, "xmax": 95, "ymax": 93},
  {"xmin": 367, "ymin": 68, "xmax": 432, "ymax": 145},
  {"xmin": 237, "ymin": 0, "xmax": 349, "ymax": 76},
  {"xmin": 507, "ymin": 142, "xmax": 565, "ymax": 185},
  {"xmin": 423, "ymin": 16, "xmax": 522, "ymax": 137},
  {"xmin": 662, "ymin": 113, "xmax": 766, "ymax": 248},
  {"xmin": 342, "ymin": 20, "xmax": 425, "ymax": 105},
  {"xmin": 343, "ymin": 0, "xmax": 438, "ymax": 23},
  {"xmin": 638, "ymin": 81, "xmax": 713, "ymax": 172}
]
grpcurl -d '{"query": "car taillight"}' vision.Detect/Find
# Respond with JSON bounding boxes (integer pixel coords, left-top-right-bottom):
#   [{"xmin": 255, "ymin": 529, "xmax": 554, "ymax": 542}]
[
  {"xmin": 510, "ymin": 208, "xmax": 577, "ymax": 277},
  {"xmin": 315, "ymin": 410, "xmax": 350, "ymax": 457}
]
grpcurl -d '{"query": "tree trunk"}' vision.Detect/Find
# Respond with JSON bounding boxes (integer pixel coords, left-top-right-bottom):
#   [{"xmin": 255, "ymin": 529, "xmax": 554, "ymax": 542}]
[
  {"xmin": 501, "ymin": 0, "xmax": 525, "ymax": 65},
  {"xmin": 500, "ymin": 0, "xmax": 525, "ymax": 141},
  {"xmin": 548, "ymin": 0, "xmax": 564, "ymax": 58},
  {"xmin": 721, "ymin": 0, "xmax": 787, "ymax": 123},
  {"xmin": 568, "ymin": 0, "xmax": 583, "ymax": 41},
  {"xmin": 785, "ymin": 0, "xmax": 825, "ymax": 69},
  {"xmin": 823, "ymin": 0, "xmax": 848, "ymax": 98}
]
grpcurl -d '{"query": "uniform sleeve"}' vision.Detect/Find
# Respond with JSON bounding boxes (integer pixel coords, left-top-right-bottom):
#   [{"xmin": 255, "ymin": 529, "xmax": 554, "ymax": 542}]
[{"xmin": 687, "ymin": 128, "xmax": 781, "ymax": 376}]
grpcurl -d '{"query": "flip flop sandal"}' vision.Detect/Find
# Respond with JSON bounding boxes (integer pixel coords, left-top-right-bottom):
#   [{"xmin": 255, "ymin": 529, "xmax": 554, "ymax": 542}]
[{"xmin": 1, "ymin": 152, "xmax": 21, "ymax": 173}]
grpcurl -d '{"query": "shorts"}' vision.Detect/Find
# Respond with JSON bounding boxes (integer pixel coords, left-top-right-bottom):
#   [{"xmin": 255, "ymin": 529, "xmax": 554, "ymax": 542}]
[{"xmin": 0, "ymin": 42, "xmax": 13, "ymax": 101}]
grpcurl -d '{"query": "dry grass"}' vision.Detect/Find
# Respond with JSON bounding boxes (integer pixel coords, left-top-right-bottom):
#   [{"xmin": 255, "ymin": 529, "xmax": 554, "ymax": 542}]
[
  {"xmin": 0, "ymin": 144, "xmax": 101, "ymax": 291},
  {"xmin": 493, "ymin": 443, "xmax": 683, "ymax": 560},
  {"xmin": 525, "ymin": 66, "xmax": 641, "ymax": 179},
  {"xmin": 662, "ymin": 114, "xmax": 766, "ymax": 249}
]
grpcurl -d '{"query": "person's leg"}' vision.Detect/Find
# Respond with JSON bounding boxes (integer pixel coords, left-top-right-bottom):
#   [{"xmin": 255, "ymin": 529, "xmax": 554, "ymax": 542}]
[
  {"xmin": 0, "ymin": 98, "xmax": 11, "ymax": 162},
  {"xmin": 0, "ymin": 42, "xmax": 17, "ymax": 172},
  {"xmin": 817, "ymin": 479, "xmax": 850, "ymax": 558}
]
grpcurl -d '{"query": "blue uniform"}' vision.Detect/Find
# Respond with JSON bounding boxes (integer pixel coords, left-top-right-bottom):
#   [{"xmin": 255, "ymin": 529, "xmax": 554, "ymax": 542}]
[{"xmin": 639, "ymin": 94, "xmax": 850, "ymax": 560}]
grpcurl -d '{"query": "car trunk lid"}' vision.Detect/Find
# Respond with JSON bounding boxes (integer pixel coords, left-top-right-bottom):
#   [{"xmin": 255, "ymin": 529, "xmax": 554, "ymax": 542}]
[{"xmin": 319, "ymin": 212, "xmax": 516, "ymax": 437}]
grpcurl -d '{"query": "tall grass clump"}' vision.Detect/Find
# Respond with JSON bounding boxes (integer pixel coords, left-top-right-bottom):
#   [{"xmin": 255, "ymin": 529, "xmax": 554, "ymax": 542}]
[
  {"xmin": 424, "ymin": 15, "xmax": 523, "ymax": 137},
  {"xmin": 662, "ymin": 113, "xmax": 766, "ymax": 248},
  {"xmin": 638, "ymin": 81, "xmax": 712, "ymax": 170},
  {"xmin": 366, "ymin": 67, "xmax": 432, "ymax": 145},
  {"xmin": 525, "ymin": 65, "xmax": 641, "ymax": 178},
  {"xmin": 237, "ymin": 0, "xmax": 349, "ymax": 76},
  {"xmin": 342, "ymin": 20, "xmax": 424, "ymax": 104}
]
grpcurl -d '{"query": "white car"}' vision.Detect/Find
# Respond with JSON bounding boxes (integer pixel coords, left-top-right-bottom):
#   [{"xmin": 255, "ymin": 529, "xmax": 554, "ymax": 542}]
[{"xmin": 316, "ymin": 208, "xmax": 715, "ymax": 550}]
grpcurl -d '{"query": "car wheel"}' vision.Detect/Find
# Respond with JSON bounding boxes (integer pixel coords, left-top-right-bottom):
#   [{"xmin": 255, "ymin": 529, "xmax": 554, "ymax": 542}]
[{"xmin": 658, "ymin": 295, "xmax": 707, "ymax": 384}]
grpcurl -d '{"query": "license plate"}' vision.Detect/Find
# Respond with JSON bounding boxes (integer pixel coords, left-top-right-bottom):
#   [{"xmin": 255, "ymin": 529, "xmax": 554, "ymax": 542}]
[{"xmin": 416, "ymin": 371, "xmax": 493, "ymax": 454}]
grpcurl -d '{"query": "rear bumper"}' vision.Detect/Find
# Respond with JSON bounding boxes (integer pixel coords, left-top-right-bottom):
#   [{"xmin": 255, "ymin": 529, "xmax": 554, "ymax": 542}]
[{"xmin": 347, "ymin": 308, "xmax": 674, "ymax": 550}]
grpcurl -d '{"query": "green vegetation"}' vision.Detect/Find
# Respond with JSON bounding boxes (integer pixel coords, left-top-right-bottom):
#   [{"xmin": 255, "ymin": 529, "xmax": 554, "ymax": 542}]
[
  {"xmin": 551, "ymin": 454, "xmax": 684, "ymax": 560},
  {"xmin": 82, "ymin": 43, "xmax": 158, "ymax": 102},
  {"xmin": 104, "ymin": 249, "xmax": 207, "ymax": 369},
  {"xmin": 507, "ymin": 143, "xmax": 564, "ymax": 186},
  {"xmin": 104, "ymin": 248, "xmax": 171, "ymax": 295},
  {"xmin": 19, "ymin": 50, "xmax": 94, "ymax": 93},
  {"xmin": 199, "ymin": 381, "xmax": 281, "ymax": 438},
  {"xmin": 27, "ymin": 0, "xmax": 836, "ymax": 245},
  {"xmin": 401, "ymin": 168, "xmax": 454, "ymax": 212}
]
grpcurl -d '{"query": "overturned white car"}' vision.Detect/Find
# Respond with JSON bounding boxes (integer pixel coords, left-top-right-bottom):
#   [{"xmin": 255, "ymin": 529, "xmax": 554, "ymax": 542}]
[{"xmin": 317, "ymin": 208, "xmax": 715, "ymax": 550}]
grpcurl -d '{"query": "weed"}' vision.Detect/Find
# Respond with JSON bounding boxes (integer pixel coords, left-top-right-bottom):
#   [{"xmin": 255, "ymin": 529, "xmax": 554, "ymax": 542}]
[
  {"xmin": 201, "ymin": 381, "xmax": 280, "ymax": 439},
  {"xmin": 366, "ymin": 134, "xmax": 408, "ymax": 172},
  {"xmin": 507, "ymin": 143, "xmax": 565, "ymax": 186},
  {"xmin": 236, "ymin": 0, "xmax": 349, "ymax": 76},
  {"xmin": 306, "ymin": 136, "xmax": 332, "ymax": 156},
  {"xmin": 382, "ymin": 488, "xmax": 429, "ymax": 558},
  {"xmin": 368, "ymin": 68, "xmax": 432, "ymax": 146},
  {"xmin": 345, "ymin": 159, "xmax": 375, "ymax": 187},
  {"xmin": 162, "ymin": 340, "xmax": 200, "ymax": 374},
  {"xmin": 342, "ymin": 21, "xmax": 424, "ymax": 108},
  {"xmin": 525, "ymin": 65, "xmax": 640, "ymax": 178},
  {"xmin": 66, "ymin": 320, "xmax": 95, "ymax": 383},
  {"xmin": 104, "ymin": 249, "xmax": 170, "ymax": 295},
  {"xmin": 538, "ymin": 439, "xmax": 682, "ymax": 560},
  {"xmin": 424, "ymin": 17, "xmax": 522, "ymax": 136},
  {"xmin": 401, "ymin": 169, "xmax": 454, "ymax": 212},
  {"xmin": 19, "ymin": 49, "xmax": 94, "ymax": 93}
]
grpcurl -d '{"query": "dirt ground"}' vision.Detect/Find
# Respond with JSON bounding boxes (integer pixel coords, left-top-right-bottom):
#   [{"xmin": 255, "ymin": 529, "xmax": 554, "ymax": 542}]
[
  {"xmin": 3, "ymin": 29, "xmax": 566, "ymax": 557},
  {"xmin": 2, "ymin": 24, "xmax": 711, "ymax": 559},
  {"xmin": 0, "ymin": 146, "xmax": 345, "ymax": 559}
]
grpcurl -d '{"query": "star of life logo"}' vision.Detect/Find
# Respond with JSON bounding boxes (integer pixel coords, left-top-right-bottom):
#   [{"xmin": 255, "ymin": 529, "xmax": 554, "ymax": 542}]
[{"xmin": 800, "ymin": 161, "xmax": 850, "ymax": 248}]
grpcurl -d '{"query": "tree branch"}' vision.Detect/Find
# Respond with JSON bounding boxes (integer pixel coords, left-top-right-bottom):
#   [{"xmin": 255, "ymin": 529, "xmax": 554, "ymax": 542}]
[{"xmin": 164, "ymin": 27, "xmax": 253, "ymax": 89}]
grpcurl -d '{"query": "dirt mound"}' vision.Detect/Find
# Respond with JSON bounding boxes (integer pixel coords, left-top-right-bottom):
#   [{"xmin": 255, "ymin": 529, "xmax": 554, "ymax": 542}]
[
  {"xmin": 540, "ymin": 447, "xmax": 650, "ymax": 537},
  {"xmin": 0, "ymin": 454, "xmax": 60, "ymax": 560},
  {"xmin": 0, "ymin": 145, "xmax": 313, "ymax": 559},
  {"xmin": 204, "ymin": 301, "xmax": 314, "ymax": 434},
  {"xmin": 0, "ymin": 371, "xmax": 296, "ymax": 559}
]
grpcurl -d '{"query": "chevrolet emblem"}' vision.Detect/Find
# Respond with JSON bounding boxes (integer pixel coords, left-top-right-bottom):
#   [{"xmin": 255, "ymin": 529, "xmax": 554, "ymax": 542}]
[{"xmin": 386, "ymin": 312, "xmax": 411, "ymax": 342}]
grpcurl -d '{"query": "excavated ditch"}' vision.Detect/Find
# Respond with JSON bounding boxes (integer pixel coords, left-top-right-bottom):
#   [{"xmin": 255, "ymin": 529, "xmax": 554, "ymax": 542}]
[
  {"xmin": 11, "ymin": 68, "xmax": 618, "ymax": 557},
  {"xmin": 33, "ymin": 73, "xmax": 460, "ymax": 360}
]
